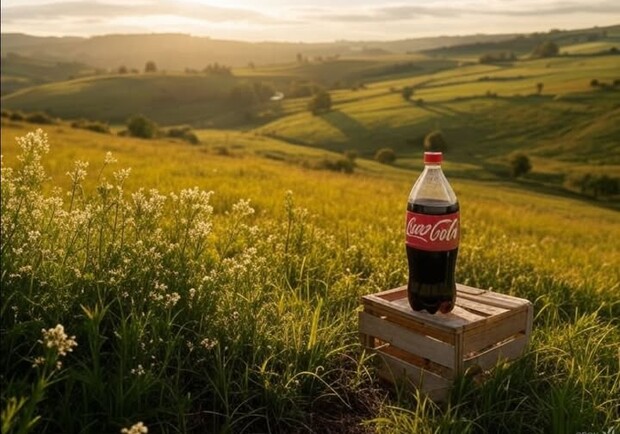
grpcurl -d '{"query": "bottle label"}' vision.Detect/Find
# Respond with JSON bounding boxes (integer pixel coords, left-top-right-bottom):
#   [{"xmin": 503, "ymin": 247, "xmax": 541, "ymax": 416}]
[{"xmin": 405, "ymin": 211, "xmax": 459, "ymax": 251}]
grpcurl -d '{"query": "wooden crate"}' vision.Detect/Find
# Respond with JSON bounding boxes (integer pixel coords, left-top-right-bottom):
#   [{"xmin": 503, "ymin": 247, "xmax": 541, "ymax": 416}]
[{"xmin": 359, "ymin": 284, "xmax": 533, "ymax": 401}]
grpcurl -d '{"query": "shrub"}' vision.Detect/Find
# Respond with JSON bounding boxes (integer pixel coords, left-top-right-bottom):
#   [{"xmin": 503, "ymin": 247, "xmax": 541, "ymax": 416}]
[
  {"xmin": 71, "ymin": 119, "xmax": 111, "ymax": 134},
  {"xmin": 424, "ymin": 130, "xmax": 447, "ymax": 152},
  {"xmin": 308, "ymin": 90, "xmax": 332, "ymax": 115},
  {"xmin": 531, "ymin": 41, "xmax": 559, "ymax": 58},
  {"xmin": 127, "ymin": 114, "xmax": 158, "ymax": 139},
  {"xmin": 144, "ymin": 61, "xmax": 157, "ymax": 73},
  {"xmin": 1, "ymin": 109, "xmax": 11, "ymax": 118},
  {"xmin": 318, "ymin": 157, "xmax": 355, "ymax": 173},
  {"xmin": 374, "ymin": 148, "xmax": 396, "ymax": 164},
  {"xmin": 565, "ymin": 172, "xmax": 619, "ymax": 198},
  {"xmin": 590, "ymin": 79, "xmax": 599, "ymax": 87},
  {"xmin": 343, "ymin": 150, "xmax": 358, "ymax": 162},
  {"xmin": 510, "ymin": 153, "xmax": 532, "ymax": 178},
  {"xmin": 167, "ymin": 126, "xmax": 200, "ymax": 144},
  {"xmin": 24, "ymin": 112, "xmax": 56, "ymax": 125},
  {"xmin": 401, "ymin": 86, "xmax": 414, "ymax": 101}
]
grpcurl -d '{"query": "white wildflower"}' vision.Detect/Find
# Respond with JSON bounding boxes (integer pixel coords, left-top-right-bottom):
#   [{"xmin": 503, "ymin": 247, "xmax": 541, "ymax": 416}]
[
  {"xmin": 120, "ymin": 421, "xmax": 148, "ymax": 434},
  {"xmin": 39, "ymin": 324, "xmax": 78, "ymax": 356}
]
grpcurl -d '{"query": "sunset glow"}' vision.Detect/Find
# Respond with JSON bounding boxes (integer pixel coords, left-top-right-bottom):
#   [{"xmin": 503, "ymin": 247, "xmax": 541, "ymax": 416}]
[{"xmin": 2, "ymin": 0, "xmax": 619, "ymax": 41}]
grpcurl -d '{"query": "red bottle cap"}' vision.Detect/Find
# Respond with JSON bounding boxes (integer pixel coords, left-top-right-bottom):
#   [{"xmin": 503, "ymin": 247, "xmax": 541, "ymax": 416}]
[{"xmin": 424, "ymin": 152, "xmax": 442, "ymax": 164}]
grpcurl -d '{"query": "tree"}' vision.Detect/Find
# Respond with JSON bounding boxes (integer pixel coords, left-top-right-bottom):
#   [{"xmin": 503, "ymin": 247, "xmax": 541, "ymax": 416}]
[
  {"xmin": 590, "ymin": 79, "xmax": 600, "ymax": 87},
  {"xmin": 532, "ymin": 41, "xmax": 559, "ymax": 58},
  {"xmin": 424, "ymin": 130, "xmax": 447, "ymax": 152},
  {"xmin": 308, "ymin": 90, "xmax": 332, "ymax": 115},
  {"xmin": 401, "ymin": 86, "xmax": 414, "ymax": 101},
  {"xmin": 118, "ymin": 65, "xmax": 128, "ymax": 74},
  {"xmin": 144, "ymin": 61, "xmax": 157, "ymax": 73},
  {"xmin": 374, "ymin": 148, "xmax": 396, "ymax": 164},
  {"xmin": 536, "ymin": 82, "xmax": 544, "ymax": 95},
  {"xmin": 127, "ymin": 114, "xmax": 158, "ymax": 139},
  {"xmin": 510, "ymin": 153, "xmax": 532, "ymax": 178}
]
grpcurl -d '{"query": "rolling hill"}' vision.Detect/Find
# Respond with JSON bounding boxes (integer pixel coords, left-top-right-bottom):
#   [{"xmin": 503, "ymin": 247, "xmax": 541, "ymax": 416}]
[{"xmin": 2, "ymin": 27, "xmax": 619, "ymax": 201}]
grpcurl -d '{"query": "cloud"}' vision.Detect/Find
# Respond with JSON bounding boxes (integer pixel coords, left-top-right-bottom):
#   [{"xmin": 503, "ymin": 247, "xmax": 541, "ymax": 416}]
[
  {"xmin": 302, "ymin": 1, "xmax": 620, "ymax": 23},
  {"xmin": 1, "ymin": 0, "xmax": 275, "ymax": 24}
]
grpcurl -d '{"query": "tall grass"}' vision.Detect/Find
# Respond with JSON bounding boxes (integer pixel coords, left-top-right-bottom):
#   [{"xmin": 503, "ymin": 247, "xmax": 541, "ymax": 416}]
[{"xmin": 1, "ymin": 129, "xmax": 619, "ymax": 433}]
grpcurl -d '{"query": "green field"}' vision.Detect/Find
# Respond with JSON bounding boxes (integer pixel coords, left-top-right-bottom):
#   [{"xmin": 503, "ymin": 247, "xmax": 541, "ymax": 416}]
[
  {"xmin": 3, "ymin": 45, "xmax": 619, "ymax": 199},
  {"xmin": 1, "ymin": 25, "xmax": 620, "ymax": 433},
  {"xmin": 1, "ymin": 123, "xmax": 619, "ymax": 433}
]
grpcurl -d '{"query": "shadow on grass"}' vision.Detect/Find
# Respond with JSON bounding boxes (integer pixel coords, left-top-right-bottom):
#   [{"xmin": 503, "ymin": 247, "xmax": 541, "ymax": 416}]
[{"xmin": 320, "ymin": 109, "xmax": 368, "ymax": 140}]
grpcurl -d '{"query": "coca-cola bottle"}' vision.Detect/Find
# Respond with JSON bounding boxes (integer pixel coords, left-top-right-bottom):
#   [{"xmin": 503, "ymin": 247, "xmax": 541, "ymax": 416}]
[{"xmin": 405, "ymin": 151, "xmax": 459, "ymax": 314}]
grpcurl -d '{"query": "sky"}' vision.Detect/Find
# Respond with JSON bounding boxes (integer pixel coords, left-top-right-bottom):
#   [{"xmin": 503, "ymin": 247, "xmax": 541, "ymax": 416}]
[{"xmin": 1, "ymin": 0, "xmax": 619, "ymax": 42}]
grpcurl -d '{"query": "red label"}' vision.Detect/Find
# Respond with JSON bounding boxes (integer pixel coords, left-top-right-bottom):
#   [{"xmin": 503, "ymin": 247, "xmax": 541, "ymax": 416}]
[{"xmin": 405, "ymin": 211, "xmax": 459, "ymax": 251}]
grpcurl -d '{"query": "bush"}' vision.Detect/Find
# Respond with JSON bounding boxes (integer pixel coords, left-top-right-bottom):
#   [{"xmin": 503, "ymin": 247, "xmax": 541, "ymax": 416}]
[
  {"xmin": 510, "ymin": 153, "xmax": 532, "ymax": 178},
  {"xmin": 1, "ymin": 109, "xmax": 11, "ymax": 118},
  {"xmin": 343, "ymin": 150, "xmax": 358, "ymax": 162},
  {"xmin": 374, "ymin": 148, "xmax": 396, "ymax": 164},
  {"xmin": 24, "ymin": 112, "xmax": 56, "ymax": 125},
  {"xmin": 127, "ymin": 114, "xmax": 158, "ymax": 139},
  {"xmin": 166, "ymin": 126, "xmax": 200, "ymax": 144},
  {"xmin": 590, "ymin": 79, "xmax": 599, "ymax": 87},
  {"xmin": 318, "ymin": 157, "xmax": 355, "ymax": 173},
  {"xmin": 71, "ymin": 119, "xmax": 111, "ymax": 134},
  {"xmin": 532, "ymin": 41, "xmax": 559, "ymax": 58},
  {"xmin": 424, "ymin": 130, "xmax": 447, "ymax": 152},
  {"xmin": 401, "ymin": 86, "xmax": 414, "ymax": 101},
  {"xmin": 565, "ymin": 172, "xmax": 619, "ymax": 198},
  {"xmin": 308, "ymin": 90, "xmax": 332, "ymax": 115}
]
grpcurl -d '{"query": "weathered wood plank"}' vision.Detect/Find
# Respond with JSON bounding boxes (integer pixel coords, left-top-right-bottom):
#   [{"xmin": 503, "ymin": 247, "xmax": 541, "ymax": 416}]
[
  {"xmin": 463, "ymin": 311, "xmax": 528, "ymax": 354},
  {"xmin": 376, "ymin": 349, "xmax": 451, "ymax": 402},
  {"xmin": 463, "ymin": 334, "xmax": 528, "ymax": 371},
  {"xmin": 359, "ymin": 311, "xmax": 455, "ymax": 369}
]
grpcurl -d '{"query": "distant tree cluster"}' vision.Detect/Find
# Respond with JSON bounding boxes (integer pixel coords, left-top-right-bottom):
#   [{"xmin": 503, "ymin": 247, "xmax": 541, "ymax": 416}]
[
  {"xmin": 424, "ymin": 130, "xmax": 447, "ymax": 152},
  {"xmin": 510, "ymin": 153, "xmax": 532, "ymax": 178},
  {"xmin": 374, "ymin": 148, "xmax": 396, "ymax": 164},
  {"xmin": 531, "ymin": 41, "xmax": 559, "ymax": 58},
  {"xmin": 565, "ymin": 173, "xmax": 619, "ymax": 198},
  {"xmin": 166, "ymin": 125, "xmax": 200, "ymax": 144},
  {"xmin": 144, "ymin": 61, "xmax": 157, "ymax": 73},
  {"xmin": 479, "ymin": 51, "xmax": 516, "ymax": 64},
  {"xmin": 590, "ymin": 78, "xmax": 620, "ymax": 89},
  {"xmin": 2, "ymin": 109, "xmax": 57, "ymax": 125},
  {"xmin": 288, "ymin": 81, "xmax": 324, "ymax": 98},
  {"xmin": 71, "ymin": 119, "xmax": 111, "ymax": 134},
  {"xmin": 203, "ymin": 63, "xmax": 232, "ymax": 76},
  {"xmin": 127, "ymin": 114, "xmax": 158, "ymax": 139},
  {"xmin": 401, "ymin": 86, "xmax": 415, "ymax": 101},
  {"xmin": 229, "ymin": 81, "xmax": 276, "ymax": 106},
  {"xmin": 308, "ymin": 90, "xmax": 332, "ymax": 115}
]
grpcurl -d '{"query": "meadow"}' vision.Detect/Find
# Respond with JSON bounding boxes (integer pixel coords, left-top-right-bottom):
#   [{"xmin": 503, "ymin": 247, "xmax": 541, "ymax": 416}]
[
  {"xmin": 1, "ymin": 25, "xmax": 620, "ymax": 433},
  {"xmin": 1, "ymin": 122, "xmax": 619, "ymax": 433}
]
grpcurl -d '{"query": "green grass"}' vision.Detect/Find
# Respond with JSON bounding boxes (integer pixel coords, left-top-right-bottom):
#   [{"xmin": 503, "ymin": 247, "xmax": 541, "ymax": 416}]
[{"xmin": 1, "ymin": 124, "xmax": 619, "ymax": 433}]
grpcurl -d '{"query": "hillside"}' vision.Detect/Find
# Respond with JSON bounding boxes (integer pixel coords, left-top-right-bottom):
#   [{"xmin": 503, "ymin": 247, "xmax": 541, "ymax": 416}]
[
  {"xmin": 0, "ymin": 32, "xmax": 518, "ymax": 70},
  {"xmin": 0, "ymin": 52, "xmax": 97, "ymax": 95},
  {"xmin": 3, "ymin": 51, "xmax": 619, "ymax": 200},
  {"xmin": 423, "ymin": 24, "xmax": 620, "ymax": 60},
  {"xmin": 1, "ymin": 122, "xmax": 618, "ymax": 433}
]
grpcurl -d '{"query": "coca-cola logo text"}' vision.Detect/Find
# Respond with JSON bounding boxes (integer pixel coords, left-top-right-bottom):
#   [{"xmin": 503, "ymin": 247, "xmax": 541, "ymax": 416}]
[{"xmin": 405, "ymin": 211, "xmax": 459, "ymax": 251}]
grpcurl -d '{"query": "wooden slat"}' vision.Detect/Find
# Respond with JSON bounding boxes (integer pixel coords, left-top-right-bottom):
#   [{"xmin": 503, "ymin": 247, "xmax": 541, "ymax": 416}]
[
  {"xmin": 362, "ymin": 305, "xmax": 457, "ymax": 344},
  {"xmin": 463, "ymin": 310, "xmax": 528, "ymax": 354},
  {"xmin": 374, "ymin": 286, "xmax": 407, "ymax": 301},
  {"xmin": 391, "ymin": 298, "xmax": 486, "ymax": 325},
  {"xmin": 456, "ymin": 284, "xmax": 487, "ymax": 296},
  {"xmin": 359, "ymin": 311, "xmax": 455, "ymax": 369},
  {"xmin": 456, "ymin": 297, "xmax": 509, "ymax": 317},
  {"xmin": 377, "ymin": 340, "xmax": 455, "ymax": 379},
  {"xmin": 376, "ymin": 349, "xmax": 451, "ymax": 402},
  {"xmin": 463, "ymin": 334, "xmax": 528, "ymax": 371}
]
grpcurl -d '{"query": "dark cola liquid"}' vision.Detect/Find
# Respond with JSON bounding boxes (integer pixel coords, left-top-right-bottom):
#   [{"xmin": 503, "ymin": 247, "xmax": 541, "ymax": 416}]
[{"xmin": 406, "ymin": 199, "xmax": 459, "ymax": 314}]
